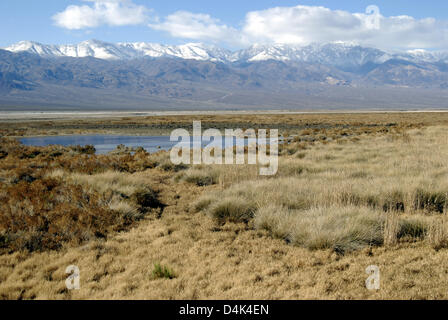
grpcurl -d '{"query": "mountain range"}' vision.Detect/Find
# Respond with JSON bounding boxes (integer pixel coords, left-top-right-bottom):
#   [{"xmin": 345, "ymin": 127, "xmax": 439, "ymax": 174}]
[
  {"xmin": 1, "ymin": 40, "xmax": 448, "ymax": 110},
  {"xmin": 6, "ymin": 40, "xmax": 448, "ymax": 66}
]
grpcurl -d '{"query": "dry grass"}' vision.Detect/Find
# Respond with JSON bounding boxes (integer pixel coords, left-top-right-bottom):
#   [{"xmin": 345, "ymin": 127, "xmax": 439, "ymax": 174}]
[
  {"xmin": 1, "ymin": 203, "xmax": 448, "ymax": 299},
  {"xmin": 0, "ymin": 111, "xmax": 441, "ymax": 138},
  {"xmin": 2, "ymin": 114, "xmax": 448, "ymax": 299},
  {"xmin": 176, "ymin": 168, "xmax": 220, "ymax": 186},
  {"xmin": 193, "ymin": 126, "xmax": 448, "ymax": 254},
  {"xmin": 254, "ymin": 205, "xmax": 384, "ymax": 253},
  {"xmin": 207, "ymin": 198, "xmax": 256, "ymax": 224}
]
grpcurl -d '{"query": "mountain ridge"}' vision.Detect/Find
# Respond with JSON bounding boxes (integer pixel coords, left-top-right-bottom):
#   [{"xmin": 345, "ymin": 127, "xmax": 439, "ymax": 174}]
[
  {"xmin": 2, "ymin": 41, "xmax": 448, "ymax": 110},
  {"xmin": 5, "ymin": 40, "xmax": 448, "ymax": 67}
]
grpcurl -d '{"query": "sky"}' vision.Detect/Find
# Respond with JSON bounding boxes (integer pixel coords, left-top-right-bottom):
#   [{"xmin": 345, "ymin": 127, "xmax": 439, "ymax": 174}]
[{"xmin": 1, "ymin": 0, "xmax": 448, "ymax": 50}]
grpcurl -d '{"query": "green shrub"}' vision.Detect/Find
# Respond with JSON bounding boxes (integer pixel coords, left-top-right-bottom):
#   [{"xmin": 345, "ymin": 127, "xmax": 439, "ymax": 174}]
[{"xmin": 152, "ymin": 263, "xmax": 176, "ymax": 279}]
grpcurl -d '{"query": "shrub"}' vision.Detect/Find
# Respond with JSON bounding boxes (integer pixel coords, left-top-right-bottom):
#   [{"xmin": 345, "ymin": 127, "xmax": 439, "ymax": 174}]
[
  {"xmin": 160, "ymin": 160, "xmax": 188, "ymax": 172},
  {"xmin": 0, "ymin": 233, "xmax": 9, "ymax": 249},
  {"xmin": 255, "ymin": 205, "xmax": 385, "ymax": 254},
  {"xmin": 145, "ymin": 151, "xmax": 188, "ymax": 172},
  {"xmin": 280, "ymin": 163, "xmax": 306, "ymax": 176},
  {"xmin": 132, "ymin": 188, "xmax": 164, "ymax": 212},
  {"xmin": 295, "ymin": 152, "xmax": 306, "ymax": 159},
  {"xmin": 285, "ymin": 146, "xmax": 299, "ymax": 155},
  {"xmin": 193, "ymin": 196, "xmax": 214, "ymax": 212},
  {"xmin": 152, "ymin": 263, "xmax": 176, "ymax": 279},
  {"xmin": 70, "ymin": 145, "xmax": 96, "ymax": 155},
  {"xmin": 0, "ymin": 138, "xmax": 168, "ymax": 253},
  {"xmin": 397, "ymin": 218, "xmax": 428, "ymax": 240},
  {"xmin": 428, "ymin": 217, "xmax": 448, "ymax": 250},
  {"xmin": 20, "ymin": 150, "xmax": 41, "ymax": 159},
  {"xmin": 382, "ymin": 191, "xmax": 406, "ymax": 212},
  {"xmin": 183, "ymin": 169, "xmax": 219, "ymax": 186},
  {"xmin": 109, "ymin": 201, "xmax": 143, "ymax": 220},
  {"xmin": 0, "ymin": 178, "xmax": 131, "ymax": 253},
  {"xmin": 208, "ymin": 198, "xmax": 256, "ymax": 223},
  {"xmin": 414, "ymin": 189, "xmax": 447, "ymax": 213}
]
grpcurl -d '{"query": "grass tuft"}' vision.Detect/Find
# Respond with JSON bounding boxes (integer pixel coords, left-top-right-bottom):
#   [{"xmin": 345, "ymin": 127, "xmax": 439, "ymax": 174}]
[
  {"xmin": 255, "ymin": 205, "xmax": 384, "ymax": 253},
  {"xmin": 208, "ymin": 198, "xmax": 256, "ymax": 224},
  {"xmin": 182, "ymin": 169, "xmax": 219, "ymax": 186},
  {"xmin": 152, "ymin": 263, "xmax": 176, "ymax": 280}
]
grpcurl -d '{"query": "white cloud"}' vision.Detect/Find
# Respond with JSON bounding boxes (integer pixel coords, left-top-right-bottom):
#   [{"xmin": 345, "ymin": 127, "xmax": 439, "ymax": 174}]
[
  {"xmin": 240, "ymin": 5, "xmax": 448, "ymax": 50},
  {"xmin": 242, "ymin": 6, "xmax": 362, "ymax": 45},
  {"xmin": 148, "ymin": 5, "xmax": 448, "ymax": 50},
  {"xmin": 149, "ymin": 11, "xmax": 241, "ymax": 45},
  {"xmin": 53, "ymin": 0, "xmax": 149, "ymax": 30},
  {"xmin": 53, "ymin": 3, "xmax": 448, "ymax": 50}
]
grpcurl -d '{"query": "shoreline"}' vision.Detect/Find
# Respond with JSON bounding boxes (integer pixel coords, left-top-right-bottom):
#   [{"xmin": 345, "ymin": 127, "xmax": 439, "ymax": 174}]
[{"xmin": 2, "ymin": 109, "xmax": 448, "ymax": 121}]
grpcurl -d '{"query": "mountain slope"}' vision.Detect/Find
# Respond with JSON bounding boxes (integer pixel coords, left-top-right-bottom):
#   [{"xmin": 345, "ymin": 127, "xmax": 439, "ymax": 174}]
[
  {"xmin": 2, "ymin": 41, "xmax": 448, "ymax": 110},
  {"xmin": 4, "ymin": 40, "xmax": 232, "ymax": 62},
  {"xmin": 5, "ymin": 40, "xmax": 448, "ymax": 67}
]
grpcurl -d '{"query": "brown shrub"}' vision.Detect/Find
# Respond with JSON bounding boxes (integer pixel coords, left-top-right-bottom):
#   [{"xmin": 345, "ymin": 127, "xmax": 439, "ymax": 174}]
[
  {"xmin": 0, "ymin": 139, "xmax": 164, "ymax": 253},
  {"xmin": 0, "ymin": 176, "xmax": 142, "ymax": 253}
]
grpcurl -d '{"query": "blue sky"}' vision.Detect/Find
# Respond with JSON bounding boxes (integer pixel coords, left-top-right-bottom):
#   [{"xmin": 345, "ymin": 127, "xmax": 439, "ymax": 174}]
[{"xmin": 1, "ymin": 1, "xmax": 448, "ymax": 50}]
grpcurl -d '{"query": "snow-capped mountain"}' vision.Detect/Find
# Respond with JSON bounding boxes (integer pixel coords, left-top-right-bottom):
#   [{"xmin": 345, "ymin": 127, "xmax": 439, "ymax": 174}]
[
  {"xmin": 3, "ymin": 39, "xmax": 448, "ymax": 110},
  {"xmin": 396, "ymin": 49, "xmax": 448, "ymax": 64},
  {"xmin": 5, "ymin": 40, "xmax": 448, "ymax": 68},
  {"xmin": 116, "ymin": 42, "xmax": 233, "ymax": 62},
  {"xmin": 4, "ymin": 40, "xmax": 232, "ymax": 62},
  {"xmin": 230, "ymin": 43, "xmax": 392, "ymax": 70},
  {"xmin": 5, "ymin": 40, "xmax": 127, "ymax": 60}
]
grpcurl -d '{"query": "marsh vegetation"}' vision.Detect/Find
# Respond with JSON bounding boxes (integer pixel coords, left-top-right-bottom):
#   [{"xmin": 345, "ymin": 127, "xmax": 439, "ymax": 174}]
[{"xmin": 2, "ymin": 113, "xmax": 448, "ymax": 299}]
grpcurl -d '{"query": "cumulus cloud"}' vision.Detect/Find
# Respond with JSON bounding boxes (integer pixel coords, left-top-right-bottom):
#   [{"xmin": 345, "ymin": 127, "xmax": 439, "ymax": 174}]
[
  {"xmin": 242, "ymin": 5, "xmax": 363, "ymax": 45},
  {"xmin": 149, "ymin": 11, "xmax": 240, "ymax": 45},
  {"xmin": 53, "ymin": 0, "xmax": 149, "ymax": 30},
  {"xmin": 53, "ymin": 3, "xmax": 448, "ymax": 50},
  {"xmin": 149, "ymin": 5, "xmax": 448, "ymax": 50},
  {"xmin": 240, "ymin": 5, "xmax": 448, "ymax": 50}
]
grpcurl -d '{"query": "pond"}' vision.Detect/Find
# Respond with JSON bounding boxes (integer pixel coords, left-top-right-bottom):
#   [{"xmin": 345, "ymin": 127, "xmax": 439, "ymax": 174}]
[
  {"xmin": 20, "ymin": 135, "xmax": 177, "ymax": 154},
  {"xmin": 20, "ymin": 135, "xmax": 262, "ymax": 154}
]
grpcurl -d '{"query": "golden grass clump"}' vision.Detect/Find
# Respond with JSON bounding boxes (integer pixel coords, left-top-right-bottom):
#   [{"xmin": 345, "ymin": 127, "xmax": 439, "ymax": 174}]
[
  {"xmin": 427, "ymin": 215, "xmax": 448, "ymax": 250},
  {"xmin": 194, "ymin": 126, "xmax": 448, "ymax": 253},
  {"xmin": 176, "ymin": 168, "xmax": 220, "ymax": 186},
  {"xmin": 207, "ymin": 198, "xmax": 256, "ymax": 224},
  {"xmin": 254, "ymin": 205, "xmax": 384, "ymax": 253}
]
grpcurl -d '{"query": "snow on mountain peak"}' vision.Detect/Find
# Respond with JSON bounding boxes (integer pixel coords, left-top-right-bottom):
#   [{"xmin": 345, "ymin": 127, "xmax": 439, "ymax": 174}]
[{"xmin": 4, "ymin": 40, "xmax": 448, "ymax": 66}]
